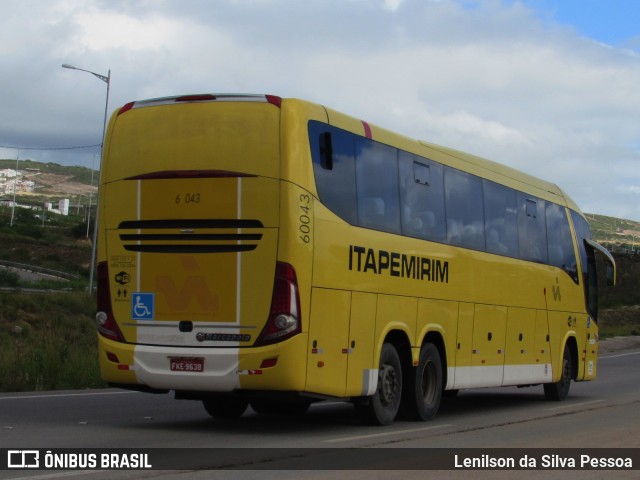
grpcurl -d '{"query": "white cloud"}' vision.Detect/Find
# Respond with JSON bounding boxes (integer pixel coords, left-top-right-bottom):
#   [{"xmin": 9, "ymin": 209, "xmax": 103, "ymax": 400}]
[
  {"xmin": 69, "ymin": 12, "xmax": 178, "ymax": 53},
  {"xmin": 617, "ymin": 186, "xmax": 640, "ymax": 195},
  {"xmin": 1, "ymin": 0, "xmax": 640, "ymax": 221},
  {"xmin": 383, "ymin": 0, "xmax": 404, "ymax": 11}
]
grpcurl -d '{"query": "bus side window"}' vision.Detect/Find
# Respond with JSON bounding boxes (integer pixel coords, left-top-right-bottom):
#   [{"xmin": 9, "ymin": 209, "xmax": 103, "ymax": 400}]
[
  {"xmin": 309, "ymin": 121, "xmax": 358, "ymax": 225},
  {"xmin": 355, "ymin": 138, "xmax": 401, "ymax": 234},
  {"xmin": 571, "ymin": 210, "xmax": 590, "ymax": 281},
  {"xmin": 399, "ymin": 152, "xmax": 445, "ymax": 243},
  {"xmin": 570, "ymin": 210, "xmax": 601, "ymax": 320},
  {"xmin": 445, "ymin": 167, "xmax": 485, "ymax": 251},
  {"xmin": 546, "ymin": 203, "xmax": 578, "ymax": 282},
  {"xmin": 483, "ymin": 180, "xmax": 518, "ymax": 257},
  {"xmin": 518, "ymin": 194, "xmax": 548, "ymax": 264}
]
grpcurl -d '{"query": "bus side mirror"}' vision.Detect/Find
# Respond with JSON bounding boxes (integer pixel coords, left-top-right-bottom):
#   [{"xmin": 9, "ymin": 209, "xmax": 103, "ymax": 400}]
[{"xmin": 584, "ymin": 238, "xmax": 616, "ymax": 287}]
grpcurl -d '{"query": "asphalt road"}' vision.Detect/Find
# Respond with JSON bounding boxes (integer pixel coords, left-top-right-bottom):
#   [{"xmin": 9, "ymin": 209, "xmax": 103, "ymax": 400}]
[{"xmin": 1, "ymin": 344, "xmax": 639, "ymax": 480}]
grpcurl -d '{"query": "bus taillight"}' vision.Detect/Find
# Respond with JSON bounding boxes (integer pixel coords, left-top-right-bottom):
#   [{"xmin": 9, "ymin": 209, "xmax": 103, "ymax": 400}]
[
  {"xmin": 255, "ymin": 262, "xmax": 301, "ymax": 346},
  {"xmin": 96, "ymin": 261, "xmax": 125, "ymax": 342}
]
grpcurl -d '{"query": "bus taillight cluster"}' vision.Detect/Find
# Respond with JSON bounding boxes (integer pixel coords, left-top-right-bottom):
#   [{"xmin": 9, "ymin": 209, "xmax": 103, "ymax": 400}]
[{"xmin": 255, "ymin": 262, "xmax": 301, "ymax": 346}]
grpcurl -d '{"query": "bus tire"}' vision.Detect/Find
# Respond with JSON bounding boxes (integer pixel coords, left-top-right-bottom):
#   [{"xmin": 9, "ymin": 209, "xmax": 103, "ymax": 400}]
[
  {"xmin": 412, "ymin": 343, "xmax": 443, "ymax": 421},
  {"xmin": 544, "ymin": 344, "xmax": 572, "ymax": 401},
  {"xmin": 363, "ymin": 343, "xmax": 403, "ymax": 426},
  {"xmin": 202, "ymin": 395, "xmax": 249, "ymax": 419}
]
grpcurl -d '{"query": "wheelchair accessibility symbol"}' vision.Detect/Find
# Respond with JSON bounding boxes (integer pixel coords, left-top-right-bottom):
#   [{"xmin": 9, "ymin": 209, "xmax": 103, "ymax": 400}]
[{"xmin": 131, "ymin": 293, "xmax": 155, "ymax": 320}]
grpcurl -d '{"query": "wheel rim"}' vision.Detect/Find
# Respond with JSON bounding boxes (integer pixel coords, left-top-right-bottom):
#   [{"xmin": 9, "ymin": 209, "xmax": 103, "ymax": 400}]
[{"xmin": 379, "ymin": 364, "xmax": 398, "ymax": 406}]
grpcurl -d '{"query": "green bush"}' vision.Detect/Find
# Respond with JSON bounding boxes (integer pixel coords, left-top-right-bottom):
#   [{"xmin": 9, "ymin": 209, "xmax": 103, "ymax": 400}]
[{"xmin": 0, "ymin": 269, "xmax": 20, "ymax": 287}]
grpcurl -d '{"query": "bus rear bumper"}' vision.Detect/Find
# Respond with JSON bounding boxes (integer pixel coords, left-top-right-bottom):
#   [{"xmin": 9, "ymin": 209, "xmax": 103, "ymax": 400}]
[{"xmin": 98, "ymin": 334, "xmax": 308, "ymax": 393}]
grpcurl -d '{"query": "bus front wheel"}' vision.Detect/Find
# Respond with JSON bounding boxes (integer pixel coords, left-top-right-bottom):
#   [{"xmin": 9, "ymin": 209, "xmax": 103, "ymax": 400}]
[
  {"xmin": 361, "ymin": 343, "xmax": 403, "ymax": 426},
  {"xmin": 544, "ymin": 344, "xmax": 572, "ymax": 401}
]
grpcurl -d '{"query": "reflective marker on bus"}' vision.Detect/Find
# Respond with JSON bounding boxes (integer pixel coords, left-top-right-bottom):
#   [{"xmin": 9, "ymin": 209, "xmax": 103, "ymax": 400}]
[{"xmin": 95, "ymin": 93, "xmax": 615, "ymax": 425}]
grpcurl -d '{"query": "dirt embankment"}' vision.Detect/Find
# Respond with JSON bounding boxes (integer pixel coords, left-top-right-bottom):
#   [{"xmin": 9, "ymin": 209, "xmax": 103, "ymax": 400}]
[{"xmin": 22, "ymin": 173, "xmax": 97, "ymax": 197}]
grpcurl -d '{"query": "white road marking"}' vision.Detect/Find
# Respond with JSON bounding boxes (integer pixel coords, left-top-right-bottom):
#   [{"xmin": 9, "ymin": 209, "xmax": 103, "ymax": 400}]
[
  {"xmin": 0, "ymin": 391, "xmax": 138, "ymax": 401},
  {"xmin": 1, "ymin": 470, "xmax": 106, "ymax": 480},
  {"xmin": 324, "ymin": 424, "xmax": 452, "ymax": 444},
  {"xmin": 544, "ymin": 399, "xmax": 604, "ymax": 411},
  {"xmin": 600, "ymin": 350, "xmax": 640, "ymax": 359}
]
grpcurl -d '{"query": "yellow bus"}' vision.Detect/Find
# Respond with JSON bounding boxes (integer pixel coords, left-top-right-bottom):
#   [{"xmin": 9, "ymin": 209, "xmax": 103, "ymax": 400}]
[{"xmin": 95, "ymin": 94, "xmax": 615, "ymax": 425}]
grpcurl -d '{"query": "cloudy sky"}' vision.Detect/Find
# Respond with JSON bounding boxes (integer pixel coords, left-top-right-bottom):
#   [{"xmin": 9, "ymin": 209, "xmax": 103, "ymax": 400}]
[{"xmin": 1, "ymin": 0, "xmax": 639, "ymax": 220}]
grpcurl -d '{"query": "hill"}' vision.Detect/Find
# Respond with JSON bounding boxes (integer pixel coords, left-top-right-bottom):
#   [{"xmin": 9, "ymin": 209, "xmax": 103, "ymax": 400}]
[
  {"xmin": 587, "ymin": 213, "xmax": 640, "ymax": 254},
  {"xmin": 0, "ymin": 159, "xmax": 97, "ymax": 186},
  {"xmin": 0, "ymin": 158, "xmax": 97, "ymax": 203}
]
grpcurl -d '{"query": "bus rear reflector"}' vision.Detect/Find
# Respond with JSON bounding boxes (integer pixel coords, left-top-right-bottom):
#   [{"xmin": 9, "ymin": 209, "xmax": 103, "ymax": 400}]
[
  {"xmin": 106, "ymin": 351, "xmax": 119, "ymax": 363},
  {"xmin": 260, "ymin": 358, "xmax": 278, "ymax": 369},
  {"xmin": 255, "ymin": 262, "xmax": 301, "ymax": 346},
  {"xmin": 96, "ymin": 262, "xmax": 126, "ymax": 342},
  {"xmin": 266, "ymin": 95, "xmax": 282, "ymax": 107},
  {"xmin": 117, "ymin": 102, "xmax": 135, "ymax": 116}
]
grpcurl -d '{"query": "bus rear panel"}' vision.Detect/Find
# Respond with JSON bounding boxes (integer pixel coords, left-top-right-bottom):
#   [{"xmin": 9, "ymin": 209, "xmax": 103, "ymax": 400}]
[{"xmin": 97, "ymin": 94, "xmax": 308, "ymax": 395}]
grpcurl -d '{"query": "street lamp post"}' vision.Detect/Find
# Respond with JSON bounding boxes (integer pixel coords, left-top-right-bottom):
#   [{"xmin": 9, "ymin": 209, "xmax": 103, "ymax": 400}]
[
  {"xmin": 86, "ymin": 154, "xmax": 97, "ymax": 238},
  {"xmin": 62, "ymin": 64, "xmax": 111, "ymax": 294},
  {"xmin": 9, "ymin": 150, "xmax": 19, "ymax": 227}
]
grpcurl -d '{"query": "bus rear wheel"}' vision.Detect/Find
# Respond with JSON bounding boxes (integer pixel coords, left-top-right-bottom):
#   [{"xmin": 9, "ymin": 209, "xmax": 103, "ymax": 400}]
[
  {"xmin": 361, "ymin": 343, "xmax": 402, "ymax": 426},
  {"xmin": 412, "ymin": 343, "xmax": 443, "ymax": 421},
  {"xmin": 202, "ymin": 394, "xmax": 249, "ymax": 419},
  {"xmin": 544, "ymin": 344, "xmax": 572, "ymax": 401}
]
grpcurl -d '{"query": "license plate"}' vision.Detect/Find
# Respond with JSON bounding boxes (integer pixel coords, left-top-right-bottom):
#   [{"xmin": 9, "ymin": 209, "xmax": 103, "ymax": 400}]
[{"xmin": 169, "ymin": 357, "xmax": 204, "ymax": 372}]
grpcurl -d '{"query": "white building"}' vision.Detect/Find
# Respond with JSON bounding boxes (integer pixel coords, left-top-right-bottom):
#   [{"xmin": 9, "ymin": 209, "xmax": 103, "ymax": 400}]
[
  {"xmin": 59, "ymin": 198, "xmax": 70, "ymax": 216},
  {"xmin": 44, "ymin": 199, "xmax": 70, "ymax": 216},
  {"xmin": 0, "ymin": 168, "xmax": 19, "ymax": 178}
]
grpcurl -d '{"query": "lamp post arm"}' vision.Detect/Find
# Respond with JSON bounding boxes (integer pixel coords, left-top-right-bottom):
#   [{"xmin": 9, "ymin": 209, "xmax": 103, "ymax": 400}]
[
  {"xmin": 62, "ymin": 64, "xmax": 109, "ymax": 84},
  {"xmin": 90, "ymin": 71, "xmax": 109, "ymax": 84}
]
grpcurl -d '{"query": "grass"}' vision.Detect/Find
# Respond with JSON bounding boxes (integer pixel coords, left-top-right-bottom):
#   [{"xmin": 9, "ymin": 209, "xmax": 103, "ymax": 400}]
[
  {"xmin": 0, "ymin": 225, "xmax": 92, "ymax": 280},
  {"xmin": 598, "ymin": 306, "xmax": 640, "ymax": 338},
  {"xmin": 0, "ymin": 194, "xmax": 99, "ymax": 391},
  {"xmin": 0, "ymin": 291, "xmax": 102, "ymax": 391}
]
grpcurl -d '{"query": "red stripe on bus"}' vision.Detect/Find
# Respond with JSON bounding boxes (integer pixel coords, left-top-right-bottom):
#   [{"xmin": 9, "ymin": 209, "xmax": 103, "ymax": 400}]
[{"xmin": 362, "ymin": 121, "xmax": 372, "ymax": 139}]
